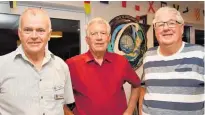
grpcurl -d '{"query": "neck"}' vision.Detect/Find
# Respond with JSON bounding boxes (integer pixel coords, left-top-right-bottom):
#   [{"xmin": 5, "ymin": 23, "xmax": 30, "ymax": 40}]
[
  {"xmin": 24, "ymin": 50, "xmax": 45, "ymax": 70},
  {"xmin": 90, "ymin": 50, "xmax": 106, "ymax": 65},
  {"xmin": 159, "ymin": 41, "xmax": 183, "ymax": 56}
]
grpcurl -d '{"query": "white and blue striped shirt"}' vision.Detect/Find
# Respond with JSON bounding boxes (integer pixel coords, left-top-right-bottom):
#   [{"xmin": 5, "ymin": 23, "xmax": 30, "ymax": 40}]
[{"xmin": 142, "ymin": 42, "xmax": 204, "ymax": 115}]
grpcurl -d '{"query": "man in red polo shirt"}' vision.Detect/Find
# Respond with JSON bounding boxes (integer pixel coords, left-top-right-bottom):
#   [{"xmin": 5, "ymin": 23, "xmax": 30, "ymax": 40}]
[{"xmin": 66, "ymin": 17, "xmax": 140, "ymax": 115}]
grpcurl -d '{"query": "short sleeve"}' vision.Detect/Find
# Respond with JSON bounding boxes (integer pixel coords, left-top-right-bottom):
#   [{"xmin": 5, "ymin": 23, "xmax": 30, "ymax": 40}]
[
  {"xmin": 141, "ymin": 52, "xmax": 148, "ymax": 87},
  {"xmin": 64, "ymin": 65, "xmax": 75, "ymax": 104},
  {"xmin": 140, "ymin": 71, "xmax": 145, "ymax": 87},
  {"xmin": 123, "ymin": 58, "xmax": 141, "ymax": 88}
]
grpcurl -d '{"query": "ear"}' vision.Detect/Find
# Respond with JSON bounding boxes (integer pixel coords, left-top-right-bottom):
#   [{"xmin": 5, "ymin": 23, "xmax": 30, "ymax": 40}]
[
  {"xmin": 18, "ymin": 28, "xmax": 22, "ymax": 41},
  {"xmin": 48, "ymin": 29, "xmax": 52, "ymax": 41},
  {"xmin": 108, "ymin": 34, "xmax": 111, "ymax": 42},
  {"xmin": 153, "ymin": 26, "xmax": 157, "ymax": 37},
  {"xmin": 180, "ymin": 24, "xmax": 184, "ymax": 35},
  {"xmin": 85, "ymin": 36, "xmax": 89, "ymax": 45}
]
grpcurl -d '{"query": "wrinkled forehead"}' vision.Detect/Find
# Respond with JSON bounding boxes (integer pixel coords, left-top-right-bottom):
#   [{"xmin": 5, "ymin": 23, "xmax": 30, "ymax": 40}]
[
  {"xmin": 21, "ymin": 12, "xmax": 49, "ymax": 27},
  {"xmin": 89, "ymin": 21, "xmax": 105, "ymax": 27},
  {"xmin": 21, "ymin": 14, "xmax": 47, "ymax": 26},
  {"xmin": 155, "ymin": 10, "xmax": 177, "ymax": 22},
  {"xmin": 89, "ymin": 22, "xmax": 106, "ymax": 30}
]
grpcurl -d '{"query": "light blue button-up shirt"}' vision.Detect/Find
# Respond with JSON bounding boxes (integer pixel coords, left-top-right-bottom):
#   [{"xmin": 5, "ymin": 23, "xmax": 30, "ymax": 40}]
[{"xmin": 0, "ymin": 45, "xmax": 74, "ymax": 115}]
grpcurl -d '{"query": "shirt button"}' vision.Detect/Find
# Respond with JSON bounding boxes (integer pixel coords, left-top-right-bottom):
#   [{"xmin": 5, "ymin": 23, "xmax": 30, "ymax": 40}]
[
  {"xmin": 43, "ymin": 113, "xmax": 45, "ymax": 115},
  {"xmin": 40, "ymin": 79, "xmax": 42, "ymax": 81},
  {"xmin": 41, "ymin": 96, "xmax": 43, "ymax": 99}
]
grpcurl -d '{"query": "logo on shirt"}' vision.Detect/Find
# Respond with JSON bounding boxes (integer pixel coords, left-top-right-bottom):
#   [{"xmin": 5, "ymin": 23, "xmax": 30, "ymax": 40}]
[{"xmin": 53, "ymin": 85, "xmax": 64, "ymax": 100}]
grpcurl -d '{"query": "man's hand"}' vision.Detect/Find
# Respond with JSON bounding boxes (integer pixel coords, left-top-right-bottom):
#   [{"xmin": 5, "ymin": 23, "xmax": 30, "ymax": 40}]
[
  {"xmin": 123, "ymin": 110, "xmax": 133, "ymax": 115},
  {"xmin": 138, "ymin": 87, "xmax": 146, "ymax": 115},
  {"xmin": 125, "ymin": 87, "xmax": 140, "ymax": 115},
  {"xmin": 64, "ymin": 105, "xmax": 74, "ymax": 115}
]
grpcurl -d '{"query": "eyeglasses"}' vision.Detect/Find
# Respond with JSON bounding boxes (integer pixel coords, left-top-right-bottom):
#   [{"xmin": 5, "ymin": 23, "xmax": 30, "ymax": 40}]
[{"xmin": 154, "ymin": 20, "xmax": 181, "ymax": 29}]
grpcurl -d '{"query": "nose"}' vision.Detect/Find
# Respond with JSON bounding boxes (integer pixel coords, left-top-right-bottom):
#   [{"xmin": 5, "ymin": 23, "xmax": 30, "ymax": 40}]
[
  {"xmin": 163, "ymin": 23, "xmax": 169, "ymax": 30},
  {"xmin": 96, "ymin": 33, "xmax": 102, "ymax": 40},
  {"xmin": 31, "ymin": 31, "xmax": 38, "ymax": 39}
]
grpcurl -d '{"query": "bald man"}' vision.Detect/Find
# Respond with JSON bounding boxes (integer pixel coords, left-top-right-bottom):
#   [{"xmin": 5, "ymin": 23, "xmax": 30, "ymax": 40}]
[{"xmin": 0, "ymin": 8, "xmax": 74, "ymax": 115}]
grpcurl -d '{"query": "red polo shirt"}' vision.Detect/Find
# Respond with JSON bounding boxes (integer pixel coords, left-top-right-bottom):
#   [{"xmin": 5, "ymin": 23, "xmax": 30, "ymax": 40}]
[{"xmin": 66, "ymin": 51, "xmax": 140, "ymax": 115}]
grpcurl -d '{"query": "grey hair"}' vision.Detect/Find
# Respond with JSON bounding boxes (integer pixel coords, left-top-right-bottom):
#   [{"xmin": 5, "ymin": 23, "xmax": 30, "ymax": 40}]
[
  {"xmin": 85, "ymin": 17, "xmax": 111, "ymax": 36},
  {"xmin": 152, "ymin": 6, "xmax": 184, "ymax": 25},
  {"xmin": 18, "ymin": 8, "xmax": 52, "ymax": 31}
]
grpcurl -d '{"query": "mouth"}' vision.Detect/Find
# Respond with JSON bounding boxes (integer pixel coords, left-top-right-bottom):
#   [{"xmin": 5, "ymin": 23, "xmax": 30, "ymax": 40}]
[
  {"xmin": 28, "ymin": 42, "xmax": 41, "ymax": 45},
  {"xmin": 95, "ymin": 43, "xmax": 104, "ymax": 46},
  {"xmin": 162, "ymin": 34, "xmax": 173, "ymax": 37}
]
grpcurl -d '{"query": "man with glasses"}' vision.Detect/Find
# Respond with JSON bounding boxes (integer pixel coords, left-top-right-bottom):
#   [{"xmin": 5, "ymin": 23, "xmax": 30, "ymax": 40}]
[
  {"xmin": 139, "ymin": 7, "xmax": 204, "ymax": 115},
  {"xmin": 0, "ymin": 8, "xmax": 75, "ymax": 115},
  {"xmin": 66, "ymin": 17, "xmax": 141, "ymax": 115}
]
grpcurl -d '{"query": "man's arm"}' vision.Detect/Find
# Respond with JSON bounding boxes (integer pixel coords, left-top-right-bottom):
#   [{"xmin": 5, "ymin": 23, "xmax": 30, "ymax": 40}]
[
  {"xmin": 122, "ymin": 58, "xmax": 141, "ymax": 115},
  {"xmin": 138, "ymin": 87, "xmax": 146, "ymax": 115},
  {"xmin": 63, "ymin": 61, "xmax": 75, "ymax": 115},
  {"xmin": 123, "ymin": 86, "xmax": 140, "ymax": 115},
  {"xmin": 64, "ymin": 105, "xmax": 74, "ymax": 115}
]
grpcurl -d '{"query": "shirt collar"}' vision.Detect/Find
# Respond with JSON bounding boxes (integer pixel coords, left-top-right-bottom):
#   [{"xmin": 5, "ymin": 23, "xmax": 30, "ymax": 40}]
[
  {"xmin": 14, "ymin": 45, "xmax": 55, "ymax": 61},
  {"xmin": 84, "ymin": 50, "xmax": 112, "ymax": 63}
]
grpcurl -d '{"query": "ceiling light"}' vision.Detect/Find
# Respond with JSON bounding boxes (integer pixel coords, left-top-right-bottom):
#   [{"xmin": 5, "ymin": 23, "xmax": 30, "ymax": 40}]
[{"xmin": 51, "ymin": 31, "xmax": 62, "ymax": 38}]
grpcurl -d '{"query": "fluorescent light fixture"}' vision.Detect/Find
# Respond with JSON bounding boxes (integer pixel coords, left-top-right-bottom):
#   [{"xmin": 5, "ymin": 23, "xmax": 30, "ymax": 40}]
[{"xmin": 51, "ymin": 31, "xmax": 62, "ymax": 38}]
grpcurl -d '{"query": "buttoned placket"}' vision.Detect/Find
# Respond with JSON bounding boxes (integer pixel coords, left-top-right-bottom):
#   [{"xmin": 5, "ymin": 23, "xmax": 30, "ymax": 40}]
[
  {"xmin": 36, "ymin": 67, "xmax": 45, "ymax": 115},
  {"xmin": 21, "ymin": 54, "xmax": 47, "ymax": 115},
  {"xmin": 38, "ymin": 54, "xmax": 52, "ymax": 115}
]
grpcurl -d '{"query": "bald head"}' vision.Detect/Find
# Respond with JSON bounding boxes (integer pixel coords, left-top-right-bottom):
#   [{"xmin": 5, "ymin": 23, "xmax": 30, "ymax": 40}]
[{"xmin": 19, "ymin": 8, "xmax": 51, "ymax": 31}]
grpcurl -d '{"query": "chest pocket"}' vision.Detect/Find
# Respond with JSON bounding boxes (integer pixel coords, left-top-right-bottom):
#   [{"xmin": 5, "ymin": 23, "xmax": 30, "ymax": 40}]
[
  {"xmin": 53, "ymin": 84, "xmax": 64, "ymax": 100},
  {"xmin": 44, "ymin": 60, "xmax": 67, "ymax": 102}
]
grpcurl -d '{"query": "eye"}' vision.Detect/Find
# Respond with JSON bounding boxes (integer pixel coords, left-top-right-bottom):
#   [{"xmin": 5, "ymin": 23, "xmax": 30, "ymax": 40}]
[
  {"xmin": 100, "ymin": 32, "xmax": 106, "ymax": 35},
  {"xmin": 156, "ymin": 22, "xmax": 164, "ymax": 27},
  {"xmin": 90, "ymin": 32, "xmax": 97, "ymax": 36},
  {"xmin": 168, "ymin": 20, "xmax": 177, "ymax": 25},
  {"xmin": 24, "ymin": 28, "xmax": 32, "ymax": 32},
  {"xmin": 36, "ymin": 28, "xmax": 46, "ymax": 35},
  {"xmin": 37, "ymin": 28, "xmax": 45, "ymax": 32}
]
